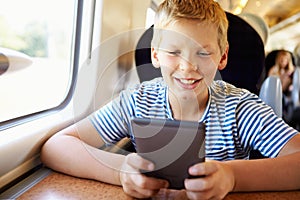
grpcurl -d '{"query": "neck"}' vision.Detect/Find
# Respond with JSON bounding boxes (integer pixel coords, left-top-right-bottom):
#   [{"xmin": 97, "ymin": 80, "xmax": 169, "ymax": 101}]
[{"xmin": 169, "ymin": 89, "xmax": 209, "ymax": 121}]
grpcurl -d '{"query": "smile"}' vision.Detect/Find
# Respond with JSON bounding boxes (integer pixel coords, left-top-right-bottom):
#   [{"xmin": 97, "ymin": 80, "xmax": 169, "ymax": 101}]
[
  {"xmin": 179, "ymin": 79, "xmax": 198, "ymax": 85},
  {"xmin": 175, "ymin": 78, "xmax": 201, "ymax": 89}
]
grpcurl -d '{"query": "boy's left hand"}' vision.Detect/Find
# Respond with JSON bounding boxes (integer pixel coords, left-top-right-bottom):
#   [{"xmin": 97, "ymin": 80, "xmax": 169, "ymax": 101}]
[{"xmin": 184, "ymin": 160, "xmax": 235, "ymax": 200}]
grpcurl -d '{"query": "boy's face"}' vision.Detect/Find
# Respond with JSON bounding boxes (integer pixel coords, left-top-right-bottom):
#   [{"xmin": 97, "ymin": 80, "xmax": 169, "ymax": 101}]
[{"xmin": 151, "ymin": 19, "xmax": 228, "ymax": 101}]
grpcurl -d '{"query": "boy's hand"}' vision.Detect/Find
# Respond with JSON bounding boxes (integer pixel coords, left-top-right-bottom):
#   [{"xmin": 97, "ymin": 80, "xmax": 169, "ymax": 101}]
[
  {"xmin": 119, "ymin": 153, "xmax": 169, "ymax": 198},
  {"xmin": 184, "ymin": 160, "xmax": 235, "ymax": 200}
]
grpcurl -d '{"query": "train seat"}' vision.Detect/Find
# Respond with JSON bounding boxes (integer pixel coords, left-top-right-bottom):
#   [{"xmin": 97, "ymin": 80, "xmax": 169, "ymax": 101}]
[
  {"xmin": 259, "ymin": 76, "xmax": 283, "ymax": 117},
  {"xmin": 292, "ymin": 67, "xmax": 300, "ymax": 108},
  {"xmin": 288, "ymin": 66, "xmax": 300, "ymax": 130}
]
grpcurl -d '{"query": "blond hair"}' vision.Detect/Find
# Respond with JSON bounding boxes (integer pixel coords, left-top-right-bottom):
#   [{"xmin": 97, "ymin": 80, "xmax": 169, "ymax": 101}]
[{"xmin": 152, "ymin": 0, "xmax": 228, "ymax": 55}]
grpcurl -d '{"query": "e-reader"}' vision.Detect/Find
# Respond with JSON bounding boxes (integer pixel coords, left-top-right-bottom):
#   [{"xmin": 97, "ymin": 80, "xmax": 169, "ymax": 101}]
[{"xmin": 131, "ymin": 117, "xmax": 205, "ymax": 189}]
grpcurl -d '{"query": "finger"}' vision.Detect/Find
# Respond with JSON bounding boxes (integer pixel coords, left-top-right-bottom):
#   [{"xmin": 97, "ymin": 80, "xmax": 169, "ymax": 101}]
[
  {"xmin": 185, "ymin": 175, "xmax": 214, "ymax": 191},
  {"xmin": 186, "ymin": 190, "xmax": 223, "ymax": 200},
  {"xmin": 127, "ymin": 153, "xmax": 154, "ymax": 171},
  {"xmin": 134, "ymin": 173, "xmax": 169, "ymax": 190},
  {"xmin": 124, "ymin": 175, "xmax": 168, "ymax": 198},
  {"xmin": 120, "ymin": 160, "xmax": 168, "ymax": 189},
  {"xmin": 121, "ymin": 174, "xmax": 158, "ymax": 198},
  {"xmin": 123, "ymin": 186, "xmax": 156, "ymax": 199},
  {"xmin": 189, "ymin": 161, "xmax": 218, "ymax": 176},
  {"xmin": 153, "ymin": 189, "xmax": 188, "ymax": 200},
  {"xmin": 129, "ymin": 187, "xmax": 160, "ymax": 199}
]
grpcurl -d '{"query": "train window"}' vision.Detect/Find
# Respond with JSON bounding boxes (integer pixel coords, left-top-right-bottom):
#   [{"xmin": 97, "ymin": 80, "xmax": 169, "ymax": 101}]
[{"xmin": 0, "ymin": 0, "xmax": 77, "ymax": 124}]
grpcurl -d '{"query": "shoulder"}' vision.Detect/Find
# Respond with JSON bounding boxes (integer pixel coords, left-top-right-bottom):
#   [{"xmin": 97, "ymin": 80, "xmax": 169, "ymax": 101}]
[
  {"xmin": 122, "ymin": 77, "xmax": 169, "ymax": 118},
  {"xmin": 118, "ymin": 77, "xmax": 167, "ymax": 109},
  {"xmin": 209, "ymin": 80, "xmax": 263, "ymax": 112},
  {"xmin": 136, "ymin": 77, "xmax": 166, "ymax": 89},
  {"xmin": 124, "ymin": 77, "xmax": 166, "ymax": 97},
  {"xmin": 210, "ymin": 80, "xmax": 252, "ymax": 98}
]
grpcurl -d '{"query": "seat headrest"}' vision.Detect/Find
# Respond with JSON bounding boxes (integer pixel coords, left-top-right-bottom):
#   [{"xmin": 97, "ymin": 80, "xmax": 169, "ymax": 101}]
[{"xmin": 259, "ymin": 76, "xmax": 282, "ymax": 117}]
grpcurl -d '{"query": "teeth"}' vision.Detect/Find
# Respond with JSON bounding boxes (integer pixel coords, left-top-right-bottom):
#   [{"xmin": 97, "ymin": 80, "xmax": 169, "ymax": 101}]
[{"xmin": 180, "ymin": 79, "xmax": 196, "ymax": 84}]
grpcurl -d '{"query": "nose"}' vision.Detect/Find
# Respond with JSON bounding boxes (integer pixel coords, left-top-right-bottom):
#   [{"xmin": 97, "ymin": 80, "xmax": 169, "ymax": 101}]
[{"xmin": 179, "ymin": 57, "xmax": 197, "ymax": 71}]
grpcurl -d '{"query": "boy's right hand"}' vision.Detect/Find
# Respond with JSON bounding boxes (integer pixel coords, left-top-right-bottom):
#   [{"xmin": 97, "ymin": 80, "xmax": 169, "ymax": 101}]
[{"xmin": 119, "ymin": 153, "xmax": 169, "ymax": 198}]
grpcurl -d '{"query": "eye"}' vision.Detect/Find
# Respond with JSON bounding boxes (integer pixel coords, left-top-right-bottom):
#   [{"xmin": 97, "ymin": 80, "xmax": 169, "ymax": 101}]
[
  {"xmin": 196, "ymin": 51, "xmax": 211, "ymax": 57},
  {"xmin": 165, "ymin": 50, "xmax": 181, "ymax": 56}
]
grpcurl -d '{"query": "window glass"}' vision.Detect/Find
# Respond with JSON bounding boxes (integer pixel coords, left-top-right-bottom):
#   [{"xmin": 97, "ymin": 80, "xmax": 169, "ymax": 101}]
[{"xmin": 0, "ymin": 0, "xmax": 76, "ymax": 122}]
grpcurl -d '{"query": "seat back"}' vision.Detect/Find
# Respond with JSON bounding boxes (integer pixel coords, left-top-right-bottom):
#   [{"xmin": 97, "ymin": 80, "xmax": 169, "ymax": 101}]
[
  {"xmin": 259, "ymin": 76, "xmax": 283, "ymax": 117},
  {"xmin": 135, "ymin": 12, "xmax": 265, "ymax": 95},
  {"xmin": 287, "ymin": 66, "xmax": 300, "ymax": 130},
  {"xmin": 135, "ymin": 25, "xmax": 161, "ymax": 82},
  {"xmin": 292, "ymin": 67, "xmax": 300, "ymax": 108}
]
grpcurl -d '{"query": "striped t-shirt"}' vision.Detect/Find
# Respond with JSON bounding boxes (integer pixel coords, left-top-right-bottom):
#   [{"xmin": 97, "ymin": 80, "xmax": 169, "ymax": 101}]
[{"xmin": 90, "ymin": 78, "xmax": 298, "ymax": 160}]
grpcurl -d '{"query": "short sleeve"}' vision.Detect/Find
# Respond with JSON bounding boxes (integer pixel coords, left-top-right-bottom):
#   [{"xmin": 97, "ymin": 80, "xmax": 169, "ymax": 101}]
[
  {"xmin": 236, "ymin": 92, "xmax": 298, "ymax": 158},
  {"xmin": 89, "ymin": 90, "xmax": 134, "ymax": 144}
]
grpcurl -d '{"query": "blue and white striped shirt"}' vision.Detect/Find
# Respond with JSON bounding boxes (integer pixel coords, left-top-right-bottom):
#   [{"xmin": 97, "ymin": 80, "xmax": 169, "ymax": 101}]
[{"xmin": 90, "ymin": 78, "xmax": 298, "ymax": 160}]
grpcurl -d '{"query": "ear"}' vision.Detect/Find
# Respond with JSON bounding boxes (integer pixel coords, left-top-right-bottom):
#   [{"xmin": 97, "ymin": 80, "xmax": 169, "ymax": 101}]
[
  {"xmin": 218, "ymin": 45, "xmax": 229, "ymax": 70},
  {"xmin": 151, "ymin": 47, "xmax": 160, "ymax": 68}
]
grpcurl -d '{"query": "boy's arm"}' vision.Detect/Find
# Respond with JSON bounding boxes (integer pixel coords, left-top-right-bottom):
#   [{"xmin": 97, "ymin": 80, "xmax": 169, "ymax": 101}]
[
  {"xmin": 41, "ymin": 117, "xmax": 169, "ymax": 199},
  {"xmin": 228, "ymin": 133, "xmax": 300, "ymax": 191},
  {"xmin": 40, "ymin": 117, "xmax": 125, "ymax": 185}
]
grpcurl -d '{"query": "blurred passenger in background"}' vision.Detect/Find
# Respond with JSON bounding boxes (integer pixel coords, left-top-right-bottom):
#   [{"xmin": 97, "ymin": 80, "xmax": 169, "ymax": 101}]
[
  {"xmin": 268, "ymin": 50, "xmax": 295, "ymax": 95},
  {"xmin": 266, "ymin": 49, "xmax": 296, "ymax": 124}
]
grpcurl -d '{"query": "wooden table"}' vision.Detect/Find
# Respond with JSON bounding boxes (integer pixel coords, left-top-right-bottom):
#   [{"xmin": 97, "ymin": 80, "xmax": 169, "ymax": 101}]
[{"xmin": 17, "ymin": 171, "xmax": 300, "ymax": 200}]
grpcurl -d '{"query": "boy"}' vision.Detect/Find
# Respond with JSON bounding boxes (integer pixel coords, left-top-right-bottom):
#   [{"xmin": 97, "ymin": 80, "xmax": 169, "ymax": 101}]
[{"xmin": 41, "ymin": 0, "xmax": 300, "ymax": 199}]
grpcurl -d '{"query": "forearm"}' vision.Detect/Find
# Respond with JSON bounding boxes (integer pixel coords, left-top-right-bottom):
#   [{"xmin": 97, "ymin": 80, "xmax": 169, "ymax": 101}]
[
  {"xmin": 41, "ymin": 134, "xmax": 125, "ymax": 185},
  {"xmin": 227, "ymin": 152, "xmax": 300, "ymax": 191}
]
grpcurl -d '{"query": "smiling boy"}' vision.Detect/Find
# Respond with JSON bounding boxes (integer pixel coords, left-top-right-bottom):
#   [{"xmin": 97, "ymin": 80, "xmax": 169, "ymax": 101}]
[{"xmin": 41, "ymin": 0, "xmax": 300, "ymax": 199}]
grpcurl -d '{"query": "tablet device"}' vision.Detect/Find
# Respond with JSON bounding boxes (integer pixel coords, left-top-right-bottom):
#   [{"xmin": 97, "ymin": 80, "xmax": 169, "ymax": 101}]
[{"xmin": 131, "ymin": 118, "xmax": 205, "ymax": 189}]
